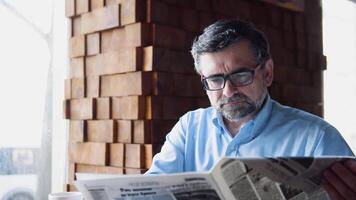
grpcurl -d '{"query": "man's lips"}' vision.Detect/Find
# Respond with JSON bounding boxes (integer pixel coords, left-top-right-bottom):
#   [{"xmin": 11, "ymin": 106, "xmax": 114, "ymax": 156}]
[{"xmin": 221, "ymin": 100, "xmax": 244, "ymax": 107}]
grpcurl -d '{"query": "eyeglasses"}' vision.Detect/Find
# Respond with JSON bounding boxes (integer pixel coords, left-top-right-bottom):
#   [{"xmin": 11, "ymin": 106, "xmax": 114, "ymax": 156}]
[{"xmin": 201, "ymin": 64, "xmax": 262, "ymax": 91}]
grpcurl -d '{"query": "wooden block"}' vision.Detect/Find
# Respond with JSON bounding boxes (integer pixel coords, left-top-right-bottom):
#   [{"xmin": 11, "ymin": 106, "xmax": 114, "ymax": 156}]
[
  {"xmin": 306, "ymin": 52, "xmax": 323, "ymax": 71},
  {"xmin": 65, "ymin": 0, "xmax": 75, "ymax": 17},
  {"xmin": 133, "ymin": 120, "xmax": 151, "ymax": 144},
  {"xmin": 125, "ymin": 168, "xmax": 147, "ymax": 174},
  {"xmin": 65, "ymin": 79, "xmax": 71, "ymax": 99},
  {"xmin": 264, "ymin": 27, "xmax": 283, "ymax": 48},
  {"xmin": 70, "ymin": 98, "xmax": 94, "ymax": 120},
  {"xmin": 86, "ymin": 33, "xmax": 100, "ymax": 56},
  {"xmin": 63, "ymin": 100, "xmax": 70, "ymax": 119},
  {"xmin": 117, "ymin": 120, "xmax": 133, "ymax": 143},
  {"xmin": 196, "ymin": 97, "xmax": 210, "ymax": 108},
  {"xmin": 68, "ymin": 18, "xmax": 73, "ymax": 37},
  {"xmin": 267, "ymin": 6, "xmax": 282, "ymax": 28},
  {"xmin": 81, "ymin": 4, "xmax": 120, "ymax": 34},
  {"xmin": 145, "ymin": 96, "xmax": 154, "ymax": 120},
  {"xmin": 69, "ymin": 120, "xmax": 86, "ymax": 142},
  {"xmin": 249, "ymin": 2, "xmax": 268, "ymax": 25},
  {"xmin": 294, "ymin": 14, "xmax": 305, "ymax": 33},
  {"xmin": 307, "ymin": 35, "xmax": 322, "ymax": 54},
  {"xmin": 85, "ymin": 56, "xmax": 99, "ymax": 75},
  {"xmin": 272, "ymin": 66, "xmax": 287, "ymax": 84},
  {"xmin": 161, "ymin": 0, "xmax": 193, "ymax": 7},
  {"xmin": 106, "ymin": 0, "xmax": 118, "ymax": 4},
  {"xmin": 173, "ymin": 73, "xmax": 205, "ymax": 97},
  {"xmin": 106, "ymin": 0, "xmax": 146, "ymax": 25},
  {"xmin": 124, "ymin": 144, "xmax": 144, "ymax": 168},
  {"xmin": 180, "ymin": 8, "xmax": 199, "ymax": 32},
  {"xmin": 211, "ymin": 0, "xmax": 244, "ymax": 16},
  {"xmin": 76, "ymin": 0, "xmax": 90, "ymax": 15},
  {"xmin": 268, "ymin": 84, "xmax": 281, "ymax": 100},
  {"xmin": 151, "ymin": 120, "xmax": 176, "ymax": 143},
  {"xmin": 199, "ymin": 12, "xmax": 216, "ymax": 32},
  {"xmin": 67, "ymin": 162, "xmax": 76, "ymax": 184},
  {"xmin": 146, "ymin": 0, "xmax": 169, "ymax": 24},
  {"xmin": 71, "ymin": 78, "xmax": 85, "ymax": 98},
  {"xmin": 86, "ymin": 48, "xmax": 143, "ymax": 76},
  {"xmin": 109, "ymin": 143, "xmax": 124, "ymax": 167},
  {"xmin": 147, "ymin": 96, "xmax": 195, "ymax": 120},
  {"xmin": 72, "ymin": 17, "xmax": 81, "ymax": 37},
  {"xmin": 284, "ymin": 31, "xmax": 295, "ymax": 50},
  {"xmin": 143, "ymin": 144, "xmax": 161, "ymax": 169},
  {"xmin": 119, "ymin": 0, "xmax": 146, "ymax": 25},
  {"xmin": 144, "ymin": 144, "xmax": 152, "ymax": 169},
  {"xmin": 64, "ymin": 184, "xmax": 78, "ymax": 192},
  {"xmin": 321, "ymin": 55, "xmax": 327, "ymax": 70},
  {"xmin": 86, "ymin": 76, "xmax": 100, "ymax": 97},
  {"xmin": 101, "ymin": 71, "xmax": 152, "ymax": 97},
  {"xmin": 296, "ymin": 33, "xmax": 306, "ymax": 50},
  {"xmin": 69, "ymin": 35, "xmax": 85, "ymax": 58},
  {"xmin": 281, "ymin": 85, "xmax": 321, "ymax": 103},
  {"xmin": 90, "ymin": 0, "xmax": 105, "ymax": 10},
  {"xmin": 143, "ymin": 46, "xmax": 194, "ymax": 74},
  {"xmin": 95, "ymin": 97, "xmax": 111, "ymax": 119},
  {"xmin": 70, "ymin": 57, "xmax": 85, "ymax": 78},
  {"xmin": 152, "ymin": 24, "xmax": 187, "ymax": 50},
  {"xmin": 270, "ymin": 46, "xmax": 285, "ymax": 66},
  {"xmin": 87, "ymin": 120, "xmax": 115, "ymax": 142},
  {"xmin": 112, "ymin": 96, "xmax": 146, "ymax": 119},
  {"xmin": 296, "ymin": 50, "xmax": 306, "ymax": 67},
  {"xmin": 153, "ymin": 73, "xmax": 204, "ymax": 97},
  {"xmin": 101, "ymin": 48, "xmax": 143, "ymax": 75},
  {"xmin": 76, "ymin": 163, "xmax": 124, "ymax": 174},
  {"xmin": 69, "ymin": 142, "xmax": 108, "ymax": 165},
  {"xmin": 194, "ymin": 0, "xmax": 212, "ymax": 11},
  {"xmin": 283, "ymin": 10, "xmax": 294, "ymax": 32},
  {"xmin": 101, "ymin": 23, "xmax": 151, "ymax": 52}
]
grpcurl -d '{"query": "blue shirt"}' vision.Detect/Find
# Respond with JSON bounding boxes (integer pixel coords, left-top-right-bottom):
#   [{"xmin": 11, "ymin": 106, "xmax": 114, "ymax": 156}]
[{"xmin": 146, "ymin": 96, "xmax": 354, "ymax": 174}]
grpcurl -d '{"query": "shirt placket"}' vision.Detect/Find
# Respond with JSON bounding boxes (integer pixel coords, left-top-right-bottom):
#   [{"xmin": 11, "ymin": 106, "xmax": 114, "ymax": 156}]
[{"xmin": 224, "ymin": 122, "xmax": 254, "ymax": 157}]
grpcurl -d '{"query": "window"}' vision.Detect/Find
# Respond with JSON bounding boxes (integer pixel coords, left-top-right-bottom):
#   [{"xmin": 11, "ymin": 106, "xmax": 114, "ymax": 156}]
[
  {"xmin": 323, "ymin": 0, "xmax": 356, "ymax": 153},
  {"xmin": 0, "ymin": 0, "xmax": 67, "ymax": 198}
]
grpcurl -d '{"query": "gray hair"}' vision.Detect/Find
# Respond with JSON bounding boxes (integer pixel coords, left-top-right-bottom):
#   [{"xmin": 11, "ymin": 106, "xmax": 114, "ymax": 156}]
[{"xmin": 191, "ymin": 19, "xmax": 271, "ymax": 74}]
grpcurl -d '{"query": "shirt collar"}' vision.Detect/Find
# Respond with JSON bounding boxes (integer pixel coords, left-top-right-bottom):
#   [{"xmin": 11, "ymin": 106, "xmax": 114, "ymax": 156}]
[{"xmin": 212, "ymin": 94, "xmax": 273, "ymax": 139}]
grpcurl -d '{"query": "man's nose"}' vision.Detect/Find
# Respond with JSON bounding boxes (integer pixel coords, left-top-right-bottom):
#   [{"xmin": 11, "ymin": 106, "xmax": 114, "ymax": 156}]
[{"xmin": 222, "ymin": 80, "xmax": 239, "ymax": 97}]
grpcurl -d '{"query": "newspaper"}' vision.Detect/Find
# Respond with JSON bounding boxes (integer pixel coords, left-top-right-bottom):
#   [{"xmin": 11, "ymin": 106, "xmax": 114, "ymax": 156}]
[{"xmin": 75, "ymin": 156, "xmax": 355, "ymax": 200}]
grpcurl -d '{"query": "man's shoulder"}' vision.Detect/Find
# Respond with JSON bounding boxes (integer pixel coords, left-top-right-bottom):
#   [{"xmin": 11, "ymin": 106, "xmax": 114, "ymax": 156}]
[
  {"xmin": 271, "ymin": 100, "xmax": 331, "ymax": 128},
  {"xmin": 182, "ymin": 106, "xmax": 215, "ymax": 120}
]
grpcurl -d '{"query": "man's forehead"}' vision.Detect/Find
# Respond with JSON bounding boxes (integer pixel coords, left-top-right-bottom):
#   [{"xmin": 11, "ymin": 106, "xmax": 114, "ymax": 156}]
[{"xmin": 199, "ymin": 41, "xmax": 257, "ymax": 74}]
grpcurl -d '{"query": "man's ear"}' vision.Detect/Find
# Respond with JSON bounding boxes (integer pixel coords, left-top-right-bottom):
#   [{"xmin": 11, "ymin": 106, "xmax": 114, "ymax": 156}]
[{"xmin": 264, "ymin": 58, "xmax": 274, "ymax": 86}]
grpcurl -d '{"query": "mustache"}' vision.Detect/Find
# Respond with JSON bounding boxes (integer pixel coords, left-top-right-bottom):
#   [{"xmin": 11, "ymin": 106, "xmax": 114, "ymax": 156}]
[{"xmin": 217, "ymin": 94, "xmax": 252, "ymax": 106}]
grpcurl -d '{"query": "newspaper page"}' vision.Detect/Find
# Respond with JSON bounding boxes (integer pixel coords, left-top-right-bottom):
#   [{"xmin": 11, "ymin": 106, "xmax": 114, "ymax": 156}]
[
  {"xmin": 75, "ymin": 156, "xmax": 355, "ymax": 200},
  {"xmin": 75, "ymin": 172, "xmax": 224, "ymax": 200},
  {"xmin": 211, "ymin": 156, "xmax": 355, "ymax": 200}
]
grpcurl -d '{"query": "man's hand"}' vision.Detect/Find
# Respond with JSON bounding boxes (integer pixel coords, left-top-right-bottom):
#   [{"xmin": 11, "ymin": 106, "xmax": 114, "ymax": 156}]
[{"xmin": 323, "ymin": 159, "xmax": 356, "ymax": 200}]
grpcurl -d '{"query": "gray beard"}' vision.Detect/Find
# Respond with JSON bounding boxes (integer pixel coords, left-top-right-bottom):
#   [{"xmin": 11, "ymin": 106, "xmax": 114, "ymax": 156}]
[{"xmin": 216, "ymin": 93, "xmax": 266, "ymax": 121}]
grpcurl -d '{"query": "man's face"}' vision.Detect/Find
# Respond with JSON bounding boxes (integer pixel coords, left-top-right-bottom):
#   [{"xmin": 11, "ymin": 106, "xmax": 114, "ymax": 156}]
[{"xmin": 199, "ymin": 40, "xmax": 273, "ymax": 121}]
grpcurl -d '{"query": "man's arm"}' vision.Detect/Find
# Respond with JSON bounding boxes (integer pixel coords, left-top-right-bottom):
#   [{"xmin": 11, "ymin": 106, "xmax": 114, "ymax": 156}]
[{"xmin": 145, "ymin": 117, "xmax": 187, "ymax": 174}]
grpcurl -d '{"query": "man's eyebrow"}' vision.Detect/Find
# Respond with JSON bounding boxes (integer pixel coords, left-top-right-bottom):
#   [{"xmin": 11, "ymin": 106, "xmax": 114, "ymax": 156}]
[
  {"xmin": 205, "ymin": 67, "xmax": 253, "ymax": 78},
  {"xmin": 230, "ymin": 67, "xmax": 253, "ymax": 74},
  {"xmin": 205, "ymin": 73, "xmax": 224, "ymax": 78}
]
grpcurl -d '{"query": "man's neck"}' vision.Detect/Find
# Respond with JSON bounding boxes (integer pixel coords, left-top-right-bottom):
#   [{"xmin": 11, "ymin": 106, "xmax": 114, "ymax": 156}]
[
  {"xmin": 222, "ymin": 94, "xmax": 268, "ymax": 137},
  {"xmin": 223, "ymin": 113, "xmax": 256, "ymax": 137}
]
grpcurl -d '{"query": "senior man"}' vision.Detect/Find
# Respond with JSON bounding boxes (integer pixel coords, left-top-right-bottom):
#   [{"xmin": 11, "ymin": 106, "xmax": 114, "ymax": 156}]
[{"xmin": 146, "ymin": 19, "xmax": 356, "ymax": 200}]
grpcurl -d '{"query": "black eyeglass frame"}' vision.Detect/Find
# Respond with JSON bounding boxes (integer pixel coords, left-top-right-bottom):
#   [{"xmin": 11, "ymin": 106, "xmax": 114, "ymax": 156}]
[{"xmin": 201, "ymin": 63, "xmax": 263, "ymax": 91}]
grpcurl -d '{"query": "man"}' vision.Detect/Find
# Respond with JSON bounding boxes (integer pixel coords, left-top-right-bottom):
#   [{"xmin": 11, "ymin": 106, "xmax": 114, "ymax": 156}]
[{"xmin": 146, "ymin": 19, "xmax": 356, "ymax": 199}]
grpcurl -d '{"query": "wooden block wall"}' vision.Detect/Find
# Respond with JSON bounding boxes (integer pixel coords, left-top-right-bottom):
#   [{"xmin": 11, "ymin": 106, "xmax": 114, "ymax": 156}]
[{"xmin": 65, "ymin": 0, "xmax": 325, "ymax": 191}]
